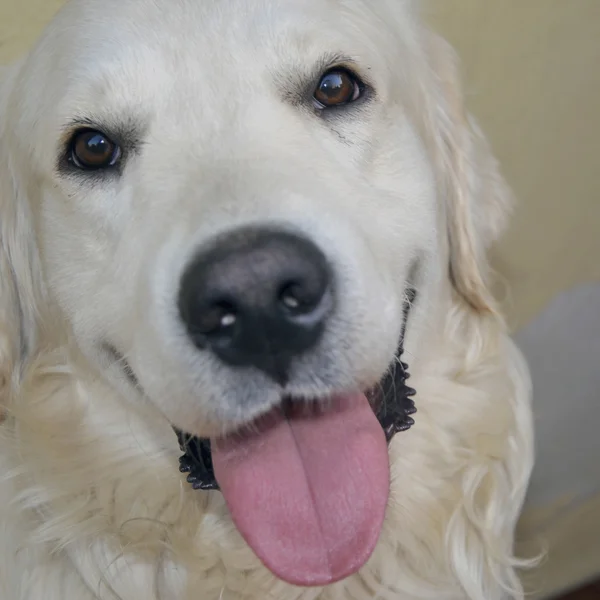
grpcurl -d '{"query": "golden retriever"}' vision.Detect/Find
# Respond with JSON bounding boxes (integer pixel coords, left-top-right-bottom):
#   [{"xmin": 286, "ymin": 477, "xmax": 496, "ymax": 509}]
[{"xmin": 0, "ymin": 0, "xmax": 534, "ymax": 598}]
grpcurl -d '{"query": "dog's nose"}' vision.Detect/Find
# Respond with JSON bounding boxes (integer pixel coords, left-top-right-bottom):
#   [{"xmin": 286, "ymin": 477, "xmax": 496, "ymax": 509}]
[{"xmin": 178, "ymin": 227, "xmax": 334, "ymax": 385}]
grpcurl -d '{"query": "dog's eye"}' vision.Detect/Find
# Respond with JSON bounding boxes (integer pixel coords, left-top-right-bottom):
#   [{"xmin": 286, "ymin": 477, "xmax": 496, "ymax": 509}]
[
  {"xmin": 313, "ymin": 69, "xmax": 363, "ymax": 108},
  {"xmin": 69, "ymin": 129, "xmax": 121, "ymax": 170}
]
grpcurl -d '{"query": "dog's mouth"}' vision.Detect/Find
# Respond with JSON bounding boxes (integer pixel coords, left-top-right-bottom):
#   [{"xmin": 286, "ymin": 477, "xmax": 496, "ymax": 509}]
[
  {"xmin": 172, "ymin": 293, "xmax": 417, "ymax": 588},
  {"xmin": 176, "ymin": 348, "xmax": 416, "ymax": 491}
]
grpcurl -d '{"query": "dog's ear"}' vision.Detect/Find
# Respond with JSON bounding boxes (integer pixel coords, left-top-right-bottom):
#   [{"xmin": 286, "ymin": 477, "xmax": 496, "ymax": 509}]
[
  {"xmin": 0, "ymin": 65, "xmax": 41, "ymax": 412},
  {"xmin": 423, "ymin": 33, "xmax": 513, "ymax": 314}
]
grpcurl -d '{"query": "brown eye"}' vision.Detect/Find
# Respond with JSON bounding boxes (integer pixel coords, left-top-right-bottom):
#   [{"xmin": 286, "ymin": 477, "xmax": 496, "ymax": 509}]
[
  {"xmin": 313, "ymin": 69, "xmax": 362, "ymax": 108},
  {"xmin": 70, "ymin": 129, "xmax": 121, "ymax": 170}
]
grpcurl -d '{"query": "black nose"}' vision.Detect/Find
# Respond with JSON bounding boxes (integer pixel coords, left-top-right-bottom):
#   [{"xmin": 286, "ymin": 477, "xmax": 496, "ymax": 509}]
[{"xmin": 178, "ymin": 227, "xmax": 334, "ymax": 385}]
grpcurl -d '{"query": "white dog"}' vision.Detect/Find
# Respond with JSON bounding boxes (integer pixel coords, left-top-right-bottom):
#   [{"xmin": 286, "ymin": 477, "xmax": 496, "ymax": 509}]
[{"xmin": 0, "ymin": 0, "xmax": 534, "ymax": 598}]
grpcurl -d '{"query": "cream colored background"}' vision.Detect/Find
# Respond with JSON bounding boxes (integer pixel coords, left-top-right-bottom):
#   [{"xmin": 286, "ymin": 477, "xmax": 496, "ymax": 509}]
[
  {"xmin": 2, "ymin": 1, "xmax": 599, "ymax": 598},
  {"xmin": 426, "ymin": 2, "xmax": 600, "ymax": 331}
]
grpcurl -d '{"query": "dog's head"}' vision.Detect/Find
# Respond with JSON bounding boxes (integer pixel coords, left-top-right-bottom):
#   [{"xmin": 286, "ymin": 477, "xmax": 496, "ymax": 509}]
[{"xmin": 0, "ymin": 0, "xmax": 512, "ymax": 586}]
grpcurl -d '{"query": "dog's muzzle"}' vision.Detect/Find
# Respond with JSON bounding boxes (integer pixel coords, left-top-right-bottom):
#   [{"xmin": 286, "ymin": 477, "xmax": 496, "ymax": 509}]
[{"xmin": 176, "ymin": 290, "xmax": 417, "ymax": 491}]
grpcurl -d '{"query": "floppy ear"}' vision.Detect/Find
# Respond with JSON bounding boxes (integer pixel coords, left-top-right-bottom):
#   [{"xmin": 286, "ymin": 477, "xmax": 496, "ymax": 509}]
[
  {"xmin": 423, "ymin": 33, "xmax": 514, "ymax": 314},
  {"xmin": 0, "ymin": 65, "xmax": 41, "ymax": 413}
]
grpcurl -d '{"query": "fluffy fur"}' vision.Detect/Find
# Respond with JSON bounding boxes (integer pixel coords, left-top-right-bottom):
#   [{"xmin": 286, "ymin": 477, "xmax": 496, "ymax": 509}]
[{"xmin": 0, "ymin": 0, "xmax": 534, "ymax": 598}]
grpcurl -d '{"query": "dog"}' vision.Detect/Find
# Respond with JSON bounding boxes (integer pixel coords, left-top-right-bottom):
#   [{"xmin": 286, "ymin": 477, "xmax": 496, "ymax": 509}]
[{"xmin": 0, "ymin": 0, "xmax": 534, "ymax": 598}]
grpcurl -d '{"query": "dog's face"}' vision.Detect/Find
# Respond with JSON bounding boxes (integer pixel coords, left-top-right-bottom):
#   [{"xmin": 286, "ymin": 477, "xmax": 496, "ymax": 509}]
[
  {"xmin": 8, "ymin": 0, "xmax": 441, "ymax": 436},
  {"xmin": 0, "ymin": 0, "xmax": 511, "ymax": 587}
]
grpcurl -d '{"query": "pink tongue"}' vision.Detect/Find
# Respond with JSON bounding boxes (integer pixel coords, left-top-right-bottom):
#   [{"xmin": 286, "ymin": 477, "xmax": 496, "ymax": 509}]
[{"xmin": 212, "ymin": 393, "xmax": 389, "ymax": 587}]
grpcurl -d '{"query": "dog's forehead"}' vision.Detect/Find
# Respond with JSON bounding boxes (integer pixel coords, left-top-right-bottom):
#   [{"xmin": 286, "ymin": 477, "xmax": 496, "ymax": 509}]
[
  {"xmin": 25, "ymin": 0, "xmax": 384, "ymax": 124},
  {"xmin": 52, "ymin": 0, "xmax": 368, "ymax": 70},
  {"xmin": 40, "ymin": 0, "xmax": 414, "ymax": 91}
]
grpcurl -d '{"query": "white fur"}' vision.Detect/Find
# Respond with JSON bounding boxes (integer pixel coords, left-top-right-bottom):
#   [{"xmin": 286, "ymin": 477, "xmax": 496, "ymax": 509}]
[{"xmin": 0, "ymin": 1, "xmax": 534, "ymax": 598}]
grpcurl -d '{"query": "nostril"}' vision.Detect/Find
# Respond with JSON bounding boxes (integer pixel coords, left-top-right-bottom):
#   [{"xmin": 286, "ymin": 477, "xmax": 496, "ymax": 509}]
[
  {"xmin": 190, "ymin": 299, "xmax": 238, "ymax": 337},
  {"xmin": 279, "ymin": 282, "xmax": 305, "ymax": 313},
  {"xmin": 278, "ymin": 280, "xmax": 327, "ymax": 316}
]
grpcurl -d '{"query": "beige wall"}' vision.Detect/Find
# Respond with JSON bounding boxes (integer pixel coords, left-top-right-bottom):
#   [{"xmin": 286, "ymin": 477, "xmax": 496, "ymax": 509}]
[
  {"xmin": 426, "ymin": 1, "xmax": 600, "ymax": 331},
  {"xmin": 0, "ymin": 0, "xmax": 64, "ymax": 61},
  {"xmin": 2, "ymin": 1, "xmax": 600, "ymax": 597}
]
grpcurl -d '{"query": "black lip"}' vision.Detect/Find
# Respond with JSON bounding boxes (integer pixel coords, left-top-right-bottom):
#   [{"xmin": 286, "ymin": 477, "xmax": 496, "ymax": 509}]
[{"xmin": 176, "ymin": 289, "xmax": 418, "ymax": 492}]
